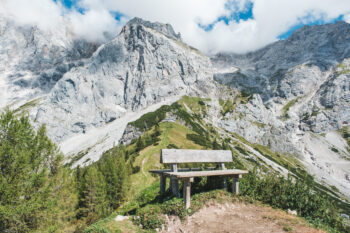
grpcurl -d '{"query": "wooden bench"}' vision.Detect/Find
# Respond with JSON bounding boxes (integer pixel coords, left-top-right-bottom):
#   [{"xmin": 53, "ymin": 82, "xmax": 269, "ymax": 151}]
[{"xmin": 149, "ymin": 149, "xmax": 248, "ymax": 208}]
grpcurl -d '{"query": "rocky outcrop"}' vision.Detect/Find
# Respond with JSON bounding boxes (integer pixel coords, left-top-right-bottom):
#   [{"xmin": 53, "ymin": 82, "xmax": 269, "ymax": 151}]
[
  {"xmin": 0, "ymin": 17, "xmax": 98, "ymax": 108},
  {"xmin": 212, "ymin": 21, "xmax": 350, "ymax": 134},
  {"xmin": 120, "ymin": 125, "xmax": 142, "ymax": 145},
  {"xmin": 33, "ymin": 18, "xmax": 215, "ymax": 143},
  {"xmin": 212, "ymin": 21, "xmax": 350, "ymax": 100}
]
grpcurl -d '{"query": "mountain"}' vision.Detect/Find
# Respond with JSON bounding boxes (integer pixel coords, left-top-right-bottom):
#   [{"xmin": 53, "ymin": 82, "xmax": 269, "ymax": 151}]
[
  {"xmin": 211, "ymin": 22, "xmax": 350, "ymax": 198},
  {"xmin": 1, "ymin": 17, "xmax": 349, "ymax": 200},
  {"xmin": 0, "ymin": 16, "xmax": 98, "ymax": 108}
]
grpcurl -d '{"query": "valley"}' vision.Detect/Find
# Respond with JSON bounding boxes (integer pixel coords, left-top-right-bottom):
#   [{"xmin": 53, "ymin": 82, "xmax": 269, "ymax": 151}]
[{"xmin": 1, "ymin": 15, "xmax": 350, "ymax": 232}]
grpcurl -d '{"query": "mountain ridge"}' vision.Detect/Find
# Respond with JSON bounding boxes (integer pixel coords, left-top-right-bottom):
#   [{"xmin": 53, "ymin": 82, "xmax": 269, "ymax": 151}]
[{"xmin": 1, "ymin": 16, "xmax": 349, "ymax": 199}]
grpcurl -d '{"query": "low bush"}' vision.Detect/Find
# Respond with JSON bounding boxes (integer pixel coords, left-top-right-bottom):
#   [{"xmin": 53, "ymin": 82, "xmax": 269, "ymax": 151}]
[
  {"xmin": 186, "ymin": 133, "xmax": 212, "ymax": 148},
  {"xmin": 240, "ymin": 169, "xmax": 347, "ymax": 232},
  {"xmin": 135, "ymin": 205, "xmax": 164, "ymax": 229}
]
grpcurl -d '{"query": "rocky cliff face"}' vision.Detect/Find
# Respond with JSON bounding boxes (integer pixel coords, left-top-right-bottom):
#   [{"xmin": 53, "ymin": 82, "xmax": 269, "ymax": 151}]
[
  {"xmin": 212, "ymin": 21, "xmax": 350, "ymax": 139},
  {"xmin": 211, "ymin": 22, "xmax": 350, "ymax": 197},
  {"xmin": 212, "ymin": 21, "xmax": 350, "ymax": 100},
  {"xmin": 0, "ymin": 17, "xmax": 98, "ymax": 108},
  {"xmin": 1, "ymin": 17, "xmax": 349, "ymax": 198},
  {"xmin": 33, "ymin": 17, "xmax": 215, "ymax": 144}
]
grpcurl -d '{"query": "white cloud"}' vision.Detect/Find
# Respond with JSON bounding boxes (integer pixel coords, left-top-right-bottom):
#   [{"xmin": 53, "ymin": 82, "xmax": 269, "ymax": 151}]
[
  {"xmin": 67, "ymin": 9, "xmax": 123, "ymax": 42},
  {"xmin": 1, "ymin": 0, "xmax": 350, "ymax": 53},
  {"xmin": 0, "ymin": 0, "xmax": 124, "ymax": 42},
  {"xmin": 0, "ymin": 0, "xmax": 64, "ymax": 31},
  {"xmin": 345, "ymin": 14, "xmax": 350, "ymax": 23}
]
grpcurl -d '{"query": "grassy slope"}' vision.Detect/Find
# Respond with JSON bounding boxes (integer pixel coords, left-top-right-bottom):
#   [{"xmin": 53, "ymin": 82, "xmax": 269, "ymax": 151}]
[
  {"xmin": 130, "ymin": 122, "xmax": 202, "ymax": 196},
  {"xmin": 83, "ymin": 96, "xmax": 349, "ymax": 232},
  {"xmin": 85, "ymin": 121, "xmax": 204, "ymax": 232}
]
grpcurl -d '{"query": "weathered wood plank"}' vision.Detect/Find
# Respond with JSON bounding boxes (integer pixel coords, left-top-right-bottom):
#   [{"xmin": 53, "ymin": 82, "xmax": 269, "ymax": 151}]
[
  {"xmin": 164, "ymin": 169, "xmax": 248, "ymax": 178},
  {"xmin": 161, "ymin": 149, "xmax": 232, "ymax": 164}
]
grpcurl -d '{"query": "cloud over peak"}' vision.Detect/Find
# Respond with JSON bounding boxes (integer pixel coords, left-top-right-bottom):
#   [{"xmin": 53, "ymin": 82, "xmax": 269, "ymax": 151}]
[{"xmin": 1, "ymin": 0, "xmax": 350, "ymax": 54}]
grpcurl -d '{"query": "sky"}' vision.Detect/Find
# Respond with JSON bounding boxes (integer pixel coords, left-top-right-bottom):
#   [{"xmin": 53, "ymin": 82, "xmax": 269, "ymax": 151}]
[{"xmin": 1, "ymin": 0, "xmax": 350, "ymax": 54}]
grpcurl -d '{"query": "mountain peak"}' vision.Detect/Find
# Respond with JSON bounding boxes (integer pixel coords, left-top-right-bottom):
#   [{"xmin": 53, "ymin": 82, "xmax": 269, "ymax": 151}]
[
  {"xmin": 125, "ymin": 17, "xmax": 181, "ymax": 41},
  {"xmin": 287, "ymin": 20, "xmax": 350, "ymax": 42}
]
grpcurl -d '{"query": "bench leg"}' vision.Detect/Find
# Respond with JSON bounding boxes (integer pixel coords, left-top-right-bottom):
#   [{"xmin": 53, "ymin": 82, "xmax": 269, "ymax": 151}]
[
  {"xmin": 170, "ymin": 164, "xmax": 180, "ymax": 197},
  {"xmin": 171, "ymin": 177, "xmax": 180, "ymax": 197},
  {"xmin": 160, "ymin": 175, "xmax": 166, "ymax": 194},
  {"xmin": 223, "ymin": 178, "xmax": 227, "ymax": 190},
  {"xmin": 220, "ymin": 163, "xmax": 228, "ymax": 190},
  {"xmin": 183, "ymin": 178, "xmax": 193, "ymax": 209},
  {"xmin": 232, "ymin": 175, "xmax": 242, "ymax": 195}
]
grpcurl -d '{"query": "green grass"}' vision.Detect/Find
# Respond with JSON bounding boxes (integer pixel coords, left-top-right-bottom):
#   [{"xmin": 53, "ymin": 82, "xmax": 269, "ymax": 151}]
[
  {"xmin": 218, "ymin": 91, "xmax": 253, "ymax": 116},
  {"xmin": 338, "ymin": 127, "xmax": 350, "ymax": 153},
  {"xmin": 250, "ymin": 121, "xmax": 267, "ymax": 128},
  {"xmin": 177, "ymin": 96, "xmax": 208, "ymax": 115},
  {"xmin": 336, "ymin": 62, "xmax": 350, "ymax": 76},
  {"xmin": 282, "ymin": 97, "xmax": 300, "ymax": 118},
  {"xmin": 14, "ymin": 97, "xmax": 43, "ymax": 116},
  {"xmin": 134, "ymin": 190, "xmax": 239, "ymax": 230},
  {"xmin": 82, "ymin": 95, "xmax": 350, "ymax": 232},
  {"xmin": 65, "ymin": 147, "xmax": 92, "ymax": 167},
  {"xmin": 128, "ymin": 121, "xmax": 203, "ymax": 197},
  {"xmin": 219, "ymin": 99, "xmax": 235, "ymax": 116}
]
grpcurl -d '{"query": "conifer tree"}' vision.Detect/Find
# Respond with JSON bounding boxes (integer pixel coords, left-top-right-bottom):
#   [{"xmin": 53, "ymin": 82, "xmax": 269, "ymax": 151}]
[
  {"xmin": 136, "ymin": 136, "xmax": 145, "ymax": 151},
  {"xmin": 78, "ymin": 166, "xmax": 108, "ymax": 224},
  {"xmin": 212, "ymin": 138, "xmax": 221, "ymax": 150},
  {"xmin": 99, "ymin": 153, "xmax": 120, "ymax": 210},
  {"xmin": 0, "ymin": 110, "xmax": 71, "ymax": 232},
  {"xmin": 115, "ymin": 151, "xmax": 129, "ymax": 205},
  {"xmin": 154, "ymin": 121, "xmax": 161, "ymax": 137}
]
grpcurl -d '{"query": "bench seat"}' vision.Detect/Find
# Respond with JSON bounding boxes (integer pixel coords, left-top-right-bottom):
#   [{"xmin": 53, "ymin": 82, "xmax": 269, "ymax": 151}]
[
  {"xmin": 149, "ymin": 167, "xmax": 215, "ymax": 174},
  {"xmin": 164, "ymin": 169, "xmax": 248, "ymax": 178}
]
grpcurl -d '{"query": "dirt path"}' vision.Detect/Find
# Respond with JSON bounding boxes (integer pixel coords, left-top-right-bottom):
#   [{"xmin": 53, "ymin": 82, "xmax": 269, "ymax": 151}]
[
  {"xmin": 141, "ymin": 157, "xmax": 147, "ymax": 177},
  {"xmin": 162, "ymin": 201, "xmax": 324, "ymax": 233}
]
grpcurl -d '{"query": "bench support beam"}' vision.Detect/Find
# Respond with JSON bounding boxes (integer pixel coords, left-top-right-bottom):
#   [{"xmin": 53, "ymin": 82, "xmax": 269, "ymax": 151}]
[
  {"xmin": 160, "ymin": 174, "xmax": 166, "ymax": 194},
  {"xmin": 183, "ymin": 177, "xmax": 193, "ymax": 209},
  {"xmin": 170, "ymin": 164, "xmax": 180, "ymax": 197}
]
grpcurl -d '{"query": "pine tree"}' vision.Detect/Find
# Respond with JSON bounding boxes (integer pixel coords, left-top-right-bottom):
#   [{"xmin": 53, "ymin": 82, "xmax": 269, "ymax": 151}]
[
  {"xmin": 99, "ymin": 153, "xmax": 120, "ymax": 210},
  {"xmin": 212, "ymin": 138, "xmax": 221, "ymax": 150},
  {"xmin": 0, "ymin": 110, "xmax": 71, "ymax": 232},
  {"xmin": 136, "ymin": 136, "xmax": 145, "ymax": 151},
  {"xmin": 154, "ymin": 121, "xmax": 161, "ymax": 137},
  {"xmin": 78, "ymin": 166, "xmax": 108, "ymax": 224},
  {"xmin": 116, "ymin": 153, "xmax": 129, "ymax": 202}
]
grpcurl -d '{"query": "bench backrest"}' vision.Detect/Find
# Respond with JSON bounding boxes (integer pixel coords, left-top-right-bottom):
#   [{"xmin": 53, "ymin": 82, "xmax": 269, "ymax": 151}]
[{"xmin": 161, "ymin": 149, "xmax": 232, "ymax": 164}]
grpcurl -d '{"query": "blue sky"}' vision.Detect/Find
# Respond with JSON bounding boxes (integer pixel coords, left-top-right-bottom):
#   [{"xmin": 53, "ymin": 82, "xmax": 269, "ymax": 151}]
[
  {"xmin": 3, "ymin": 0, "xmax": 350, "ymax": 54},
  {"xmin": 56, "ymin": 0, "xmax": 350, "ymax": 47}
]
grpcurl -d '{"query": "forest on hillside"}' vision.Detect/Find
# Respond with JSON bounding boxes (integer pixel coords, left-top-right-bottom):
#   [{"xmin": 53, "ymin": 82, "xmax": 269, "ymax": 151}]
[{"xmin": 0, "ymin": 109, "xmax": 348, "ymax": 232}]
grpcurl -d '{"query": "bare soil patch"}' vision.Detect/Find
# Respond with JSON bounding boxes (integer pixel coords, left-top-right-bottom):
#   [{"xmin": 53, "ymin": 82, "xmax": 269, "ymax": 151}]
[{"xmin": 161, "ymin": 201, "xmax": 325, "ymax": 233}]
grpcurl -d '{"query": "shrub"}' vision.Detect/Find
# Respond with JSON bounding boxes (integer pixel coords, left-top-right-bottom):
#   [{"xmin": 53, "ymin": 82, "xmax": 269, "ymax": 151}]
[
  {"xmin": 135, "ymin": 205, "xmax": 164, "ymax": 229},
  {"xmin": 186, "ymin": 133, "xmax": 212, "ymax": 148},
  {"xmin": 240, "ymin": 169, "xmax": 347, "ymax": 232}
]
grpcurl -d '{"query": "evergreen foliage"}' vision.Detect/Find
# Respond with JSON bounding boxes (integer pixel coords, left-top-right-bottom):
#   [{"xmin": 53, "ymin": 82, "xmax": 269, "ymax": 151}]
[
  {"xmin": 75, "ymin": 144, "xmax": 131, "ymax": 228},
  {"xmin": 186, "ymin": 133, "xmax": 212, "ymax": 148},
  {"xmin": 78, "ymin": 166, "xmax": 108, "ymax": 224},
  {"xmin": 240, "ymin": 169, "xmax": 347, "ymax": 232},
  {"xmin": 0, "ymin": 110, "xmax": 74, "ymax": 232},
  {"xmin": 0, "ymin": 110, "xmax": 132, "ymax": 232}
]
